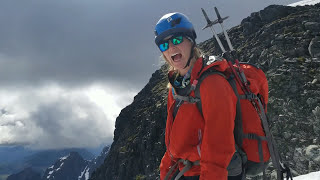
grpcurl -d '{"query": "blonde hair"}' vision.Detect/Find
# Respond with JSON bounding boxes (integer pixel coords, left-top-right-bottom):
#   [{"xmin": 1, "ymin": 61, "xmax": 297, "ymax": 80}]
[{"xmin": 161, "ymin": 46, "xmax": 203, "ymax": 72}]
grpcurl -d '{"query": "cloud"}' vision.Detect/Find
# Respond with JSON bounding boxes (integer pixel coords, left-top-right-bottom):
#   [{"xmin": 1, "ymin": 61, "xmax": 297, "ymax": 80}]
[
  {"xmin": 0, "ymin": 83, "xmax": 136, "ymax": 149},
  {"xmin": 0, "ymin": 0, "xmax": 301, "ymax": 89}
]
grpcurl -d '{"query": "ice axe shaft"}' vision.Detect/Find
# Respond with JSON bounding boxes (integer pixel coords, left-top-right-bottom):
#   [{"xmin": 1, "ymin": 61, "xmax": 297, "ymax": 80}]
[
  {"xmin": 210, "ymin": 27, "xmax": 226, "ymax": 53},
  {"xmin": 201, "ymin": 8, "xmax": 226, "ymax": 53},
  {"xmin": 214, "ymin": 7, "xmax": 234, "ymax": 51}
]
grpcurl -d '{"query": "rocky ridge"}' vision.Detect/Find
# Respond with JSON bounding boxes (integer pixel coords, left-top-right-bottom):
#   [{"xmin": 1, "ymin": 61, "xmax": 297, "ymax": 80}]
[
  {"xmin": 91, "ymin": 64, "xmax": 168, "ymax": 180},
  {"xmin": 91, "ymin": 4, "xmax": 320, "ymax": 180}
]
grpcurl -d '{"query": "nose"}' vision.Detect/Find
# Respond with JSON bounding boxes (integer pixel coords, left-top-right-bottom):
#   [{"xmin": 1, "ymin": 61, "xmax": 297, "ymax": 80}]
[{"xmin": 167, "ymin": 40, "xmax": 176, "ymax": 50}]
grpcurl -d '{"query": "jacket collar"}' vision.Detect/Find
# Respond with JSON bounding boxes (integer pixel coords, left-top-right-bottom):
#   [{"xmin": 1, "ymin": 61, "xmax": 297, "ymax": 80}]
[{"xmin": 168, "ymin": 56, "xmax": 229, "ymax": 84}]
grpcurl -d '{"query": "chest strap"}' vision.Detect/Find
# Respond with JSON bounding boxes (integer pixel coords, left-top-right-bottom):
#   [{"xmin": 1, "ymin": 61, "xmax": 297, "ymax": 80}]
[{"xmin": 164, "ymin": 159, "xmax": 200, "ymax": 180}]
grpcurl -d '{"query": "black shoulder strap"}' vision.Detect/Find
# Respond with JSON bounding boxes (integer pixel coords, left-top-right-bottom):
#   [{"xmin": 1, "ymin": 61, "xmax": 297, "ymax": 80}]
[{"xmin": 194, "ymin": 72, "xmax": 244, "ymax": 149}]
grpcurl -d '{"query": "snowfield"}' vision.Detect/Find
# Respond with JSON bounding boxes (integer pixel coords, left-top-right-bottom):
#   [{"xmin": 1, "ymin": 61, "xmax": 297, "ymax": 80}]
[
  {"xmin": 294, "ymin": 171, "xmax": 320, "ymax": 180},
  {"xmin": 288, "ymin": 0, "xmax": 320, "ymax": 6}
]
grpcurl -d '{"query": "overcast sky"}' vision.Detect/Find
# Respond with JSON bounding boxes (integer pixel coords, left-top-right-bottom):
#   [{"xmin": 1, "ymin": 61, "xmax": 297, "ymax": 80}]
[{"xmin": 0, "ymin": 0, "xmax": 301, "ymax": 150}]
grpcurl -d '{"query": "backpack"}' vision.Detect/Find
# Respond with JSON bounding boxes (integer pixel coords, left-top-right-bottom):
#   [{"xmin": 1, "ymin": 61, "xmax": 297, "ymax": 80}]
[{"xmin": 169, "ymin": 55, "xmax": 292, "ymax": 180}]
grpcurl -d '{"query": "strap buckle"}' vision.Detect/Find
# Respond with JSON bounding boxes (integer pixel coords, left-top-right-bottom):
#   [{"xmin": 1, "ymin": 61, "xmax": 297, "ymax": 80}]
[{"xmin": 239, "ymin": 93, "xmax": 257, "ymax": 100}]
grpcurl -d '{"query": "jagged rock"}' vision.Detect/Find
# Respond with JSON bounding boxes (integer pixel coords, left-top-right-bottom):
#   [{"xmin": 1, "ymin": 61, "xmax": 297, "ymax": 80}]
[
  {"xmin": 293, "ymin": 145, "xmax": 320, "ymax": 174},
  {"xmin": 304, "ymin": 22, "xmax": 320, "ymax": 34},
  {"xmin": 91, "ymin": 65, "xmax": 168, "ymax": 180},
  {"xmin": 308, "ymin": 35, "xmax": 320, "ymax": 58},
  {"xmin": 6, "ymin": 167, "xmax": 41, "ymax": 180},
  {"xmin": 305, "ymin": 145, "xmax": 320, "ymax": 163},
  {"xmin": 313, "ymin": 106, "xmax": 320, "ymax": 118}
]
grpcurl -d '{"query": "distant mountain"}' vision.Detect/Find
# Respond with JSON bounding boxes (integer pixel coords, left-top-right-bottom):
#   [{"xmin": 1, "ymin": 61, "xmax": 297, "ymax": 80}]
[
  {"xmin": 78, "ymin": 145, "xmax": 110, "ymax": 180},
  {"xmin": 6, "ymin": 167, "xmax": 41, "ymax": 180},
  {"xmin": 42, "ymin": 152, "xmax": 87, "ymax": 180},
  {"xmin": 5, "ymin": 145, "xmax": 110, "ymax": 180},
  {"xmin": 0, "ymin": 148, "xmax": 94, "ymax": 178},
  {"xmin": 41, "ymin": 145, "xmax": 110, "ymax": 180},
  {"xmin": 24, "ymin": 148, "xmax": 94, "ymax": 168}
]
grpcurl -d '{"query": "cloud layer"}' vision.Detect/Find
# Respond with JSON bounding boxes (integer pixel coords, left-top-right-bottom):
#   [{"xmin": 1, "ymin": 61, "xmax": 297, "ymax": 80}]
[
  {"xmin": 0, "ymin": 84, "xmax": 136, "ymax": 149},
  {"xmin": 0, "ymin": 0, "xmax": 300, "ymax": 88}
]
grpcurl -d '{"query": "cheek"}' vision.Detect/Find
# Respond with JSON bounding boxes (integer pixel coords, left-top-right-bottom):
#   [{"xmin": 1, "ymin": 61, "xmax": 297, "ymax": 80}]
[
  {"xmin": 182, "ymin": 42, "xmax": 192, "ymax": 54},
  {"xmin": 163, "ymin": 53, "xmax": 171, "ymax": 62}
]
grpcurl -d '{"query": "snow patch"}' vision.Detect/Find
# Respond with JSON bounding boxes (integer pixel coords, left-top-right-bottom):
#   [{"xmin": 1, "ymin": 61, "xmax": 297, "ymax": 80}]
[
  {"xmin": 84, "ymin": 168, "xmax": 90, "ymax": 180},
  {"xmin": 78, "ymin": 166, "xmax": 90, "ymax": 180},
  {"xmin": 56, "ymin": 162, "xmax": 64, "ymax": 171},
  {"xmin": 47, "ymin": 161, "xmax": 65, "ymax": 179},
  {"xmin": 46, "ymin": 169, "xmax": 55, "ymax": 179},
  {"xmin": 79, "ymin": 166, "xmax": 87, "ymax": 179},
  {"xmin": 294, "ymin": 171, "xmax": 320, "ymax": 180},
  {"xmin": 288, "ymin": 0, "xmax": 320, "ymax": 6},
  {"xmin": 60, "ymin": 155, "xmax": 69, "ymax": 161}
]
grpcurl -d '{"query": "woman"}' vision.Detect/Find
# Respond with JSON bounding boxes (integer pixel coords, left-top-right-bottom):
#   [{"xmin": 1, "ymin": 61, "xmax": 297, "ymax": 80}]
[{"xmin": 154, "ymin": 12, "xmax": 243, "ymax": 180}]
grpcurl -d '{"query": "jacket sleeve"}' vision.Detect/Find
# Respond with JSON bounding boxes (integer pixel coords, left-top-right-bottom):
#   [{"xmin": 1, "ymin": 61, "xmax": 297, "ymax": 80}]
[
  {"xmin": 199, "ymin": 74, "xmax": 237, "ymax": 180},
  {"xmin": 160, "ymin": 88, "xmax": 175, "ymax": 180},
  {"xmin": 160, "ymin": 150, "xmax": 175, "ymax": 180}
]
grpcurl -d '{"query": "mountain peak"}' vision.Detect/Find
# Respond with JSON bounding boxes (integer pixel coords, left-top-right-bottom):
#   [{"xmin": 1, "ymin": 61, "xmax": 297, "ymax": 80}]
[{"xmin": 43, "ymin": 152, "xmax": 87, "ymax": 180}]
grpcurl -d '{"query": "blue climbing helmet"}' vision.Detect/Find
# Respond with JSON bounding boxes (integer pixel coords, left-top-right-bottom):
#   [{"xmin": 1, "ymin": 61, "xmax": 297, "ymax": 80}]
[{"xmin": 154, "ymin": 12, "xmax": 197, "ymax": 46}]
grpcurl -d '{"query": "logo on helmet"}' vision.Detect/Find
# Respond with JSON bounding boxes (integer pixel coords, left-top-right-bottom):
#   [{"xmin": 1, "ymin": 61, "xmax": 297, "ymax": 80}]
[
  {"xmin": 170, "ymin": 18, "xmax": 181, "ymax": 27},
  {"xmin": 167, "ymin": 17, "xmax": 173, "ymax": 23}
]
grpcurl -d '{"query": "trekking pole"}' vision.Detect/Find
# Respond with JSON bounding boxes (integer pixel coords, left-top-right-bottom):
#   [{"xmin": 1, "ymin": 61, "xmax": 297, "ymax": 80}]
[
  {"xmin": 201, "ymin": 7, "xmax": 247, "ymax": 93},
  {"xmin": 214, "ymin": 7, "xmax": 234, "ymax": 51},
  {"xmin": 201, "ymin": 8, "xmax": 226, "ymax": 53},
  {"xmin": 211, "ymin": 6, "xmax": 239, "ymax": 64},
  {"xmin": 210, "ymin": 7, "xmax": 253, "ymax": 92}
]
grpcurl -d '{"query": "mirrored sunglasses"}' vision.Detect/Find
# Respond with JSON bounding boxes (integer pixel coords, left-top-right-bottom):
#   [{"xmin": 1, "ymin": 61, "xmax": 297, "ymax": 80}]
[{"xmin": 158, "ymin": 35, "xmax": 184, "ymax": 52}]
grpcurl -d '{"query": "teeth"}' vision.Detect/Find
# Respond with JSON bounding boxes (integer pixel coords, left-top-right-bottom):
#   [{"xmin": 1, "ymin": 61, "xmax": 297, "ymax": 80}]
[{"xmin": 171, "ymin": 53, "xmax": 178, "ymax": 57}]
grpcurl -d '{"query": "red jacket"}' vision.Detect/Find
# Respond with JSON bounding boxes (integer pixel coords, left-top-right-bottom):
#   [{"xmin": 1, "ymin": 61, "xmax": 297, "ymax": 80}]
[{"xmin": 160, "ymin": 57, "xmax": 237, "ymax": 180}]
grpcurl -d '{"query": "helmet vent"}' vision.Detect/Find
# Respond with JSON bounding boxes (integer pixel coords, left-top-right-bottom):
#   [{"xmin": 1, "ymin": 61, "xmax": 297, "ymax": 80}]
[{"xmin": 170, "ymin": 18, "xmax": 181, "ymax": 27}]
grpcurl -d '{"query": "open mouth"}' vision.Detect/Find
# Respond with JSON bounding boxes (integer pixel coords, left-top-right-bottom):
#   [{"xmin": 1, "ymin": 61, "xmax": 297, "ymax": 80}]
[{"xmin": 171, "ymin": 53, "xmax": 182, "ymax": 62}]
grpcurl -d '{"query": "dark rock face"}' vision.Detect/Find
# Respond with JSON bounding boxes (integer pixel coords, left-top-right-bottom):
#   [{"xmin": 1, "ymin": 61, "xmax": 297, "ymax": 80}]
[
  {"xmin": 91, "ymin": 65, "xmax": 168, "ymax": 180},
  {"xmin": 6, "ymin": 167, "xmax": 41, "ymax": 180},
  {"xmin": 42, "ymin": 152, "xmax": 87, "ymax": 180},
  {"xmin": 91, "ymin": 4, "xmax": 320, "ymax": 180},
  {"xmin": 309, "ymin": 35, "xmax": 320, "ymax": 58}
]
